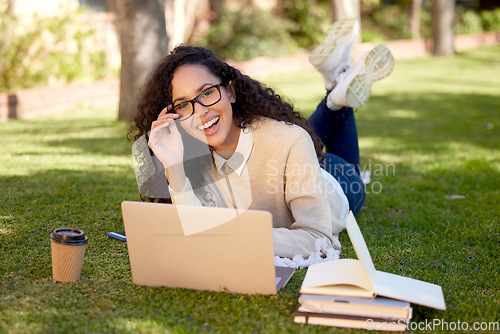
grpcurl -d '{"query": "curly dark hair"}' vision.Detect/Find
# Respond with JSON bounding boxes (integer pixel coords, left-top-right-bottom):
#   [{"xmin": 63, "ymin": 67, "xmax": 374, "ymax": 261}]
[{"xmin": 128, "ymin": 45, "xmax": 325, "ymax": 198}]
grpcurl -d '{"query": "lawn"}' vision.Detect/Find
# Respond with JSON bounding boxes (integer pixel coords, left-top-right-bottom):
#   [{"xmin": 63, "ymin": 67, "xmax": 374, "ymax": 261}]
[{"xmin": 1, "ymin": 45, "xmax": 499, "ymax": 333}]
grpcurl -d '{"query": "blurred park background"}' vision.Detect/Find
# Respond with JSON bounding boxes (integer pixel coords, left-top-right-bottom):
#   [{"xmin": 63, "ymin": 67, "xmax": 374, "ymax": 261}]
[{"xmin": 1, "ymin": 0, "xmax": 499, "ymax": 122}]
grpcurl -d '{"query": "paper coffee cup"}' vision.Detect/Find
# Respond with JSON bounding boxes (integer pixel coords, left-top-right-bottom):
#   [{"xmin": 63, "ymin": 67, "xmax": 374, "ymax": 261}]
[{"xmin": 50, "ymin": 228, "xmax": 88, "ymax": 282}]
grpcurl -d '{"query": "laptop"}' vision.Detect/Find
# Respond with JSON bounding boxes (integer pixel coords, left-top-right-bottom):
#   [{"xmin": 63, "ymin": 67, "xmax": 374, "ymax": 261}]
[{"xmin": 121, "ymin": 201, "xmax": 295, "ymax": 294}]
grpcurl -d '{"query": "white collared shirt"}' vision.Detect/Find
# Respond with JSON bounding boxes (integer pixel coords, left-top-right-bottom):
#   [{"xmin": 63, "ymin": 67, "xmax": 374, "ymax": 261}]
[
  {"xmin": 213, "ymin": 127, "xmax": 253, "ymax": 176},
  {"xmin": 212, "ymin": 127, "xmax": 253, "ymax": 210}
]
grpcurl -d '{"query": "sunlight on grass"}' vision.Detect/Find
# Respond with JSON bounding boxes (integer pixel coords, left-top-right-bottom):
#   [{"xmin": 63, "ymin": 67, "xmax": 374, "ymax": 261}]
[
  {"xmin": 0, "ymin": 226, "xmax": 14, "ymax": 235},
  {"xmin": 384, "ymin": 109, "xmax": 419, "ymax": 119},
  {"xmin": 359, "ymin": 137, "xmax": 407, "ymax": 151},
  {"xmin": 260, "ymin": 69, "xmax": 324, "ymax": 114},
  {"xmin": 359, "ymin": 137, "xmax": 500, "ymax": 172},
  {"xmin": 384, "ymin": 48, "xmax": 500, "ymax": 97},
  {"xmin": 111, "ymin": 318, "xmax": 171, "ymax": 332},
  {"xmin": 0, "ymin": 103, "xmax": 133, "ymax": 178}
]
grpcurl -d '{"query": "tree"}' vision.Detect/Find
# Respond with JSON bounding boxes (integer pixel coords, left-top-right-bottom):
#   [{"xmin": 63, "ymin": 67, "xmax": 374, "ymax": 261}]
[
  {"xmin": 410, "ymin": 0, "xmax": 423, "ymax": 39},
  {"xmin": 210, "ymin": 0, "xmax": 224, "ymax": 13},
  {"xmin": 329, "ymin": 0, "xmax": 361, "ymax": 22},
  {"xmin": 114, "ymin": 0, "xmax": 168, "ymax": 121},
  {"xmin": 328, "ymin": 0, "xmax": 361, "ymax": 42},
  {"xmin": 165, "ymin": 0, "xmax": 210, "ymax": 51},
  {"xmin": 432, "ymin": 0, "xmax": 455, "ymax": 56}
]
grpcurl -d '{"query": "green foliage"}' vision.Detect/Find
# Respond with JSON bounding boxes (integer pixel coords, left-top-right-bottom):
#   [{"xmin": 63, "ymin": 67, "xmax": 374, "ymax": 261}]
[
  {"xmin": 361, "ymin": 29, "xmax": 386, "ymax": 43},
  {"xmin": 361, "ymin": 0, "xmax": 382, "ymax": 6},
  {"xmin": 199, "ymin": 0, "xmax": 333, "ymax": 61},
  {"xmin": 199, "ymin": 8, "xmax": 299, "ymax": 61},
  {"xmin": 280, "ymin": 0, "xmax": 330, "ymax": 48},
  {"xmin": 419, "ymin": 6, "xmax": 433, "ymax": 39},
  {"xmin": 456, "ymin": 10, "xmax": 484, "ymax": 34},
  {"xmin": 362, "ymin": 5, "xmax": 412, "ymax": 41},
  {"xmin": 454, "ymin": 7, "xmax": 500, "ymax": 35},
  {"xmin": 373, "ymin": 5, "xmax": 412, "ymax": 39},
  {"xmin": 0, "ymin": 2, "xmax": 110, "ymax": 93},
  {"xmin": 362, "ymin": 3, "xmax": 499, "ymax": 42},
  {"xmin": 198, "ymin": 1, "xmax": 500, "ymax": 59},
  {"xmin": 481, "ymin": 8, "xmax": 500, "ymax": 31}
]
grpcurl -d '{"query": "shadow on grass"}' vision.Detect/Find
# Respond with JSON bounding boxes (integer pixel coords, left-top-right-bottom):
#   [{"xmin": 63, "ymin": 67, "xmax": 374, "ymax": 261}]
[
  {"xmin": 456, "ymin": 49, "xmax": 500, "ymax": 64},
  {"xmin": 43, "ymin": 135, "xmax": 132, "ymax": 157},
  {"xmin": 3, "ymin": 115, "xmax": 132, "ymax": 157},
  {"xmin": 0, "ymin": 168, "xmax": 139, "ymax": 275}
]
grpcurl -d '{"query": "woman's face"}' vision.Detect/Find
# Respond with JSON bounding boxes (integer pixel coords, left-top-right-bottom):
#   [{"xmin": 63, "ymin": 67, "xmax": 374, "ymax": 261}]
[{"xmin": 171, "ymin": 64, "xmax": 240, "ymax": 155}]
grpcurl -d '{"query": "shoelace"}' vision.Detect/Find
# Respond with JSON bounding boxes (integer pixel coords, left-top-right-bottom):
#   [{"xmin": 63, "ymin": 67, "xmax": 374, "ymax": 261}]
[{"xmin": 330, "ymin": 62, "xmax": 351, "ymax": 89}]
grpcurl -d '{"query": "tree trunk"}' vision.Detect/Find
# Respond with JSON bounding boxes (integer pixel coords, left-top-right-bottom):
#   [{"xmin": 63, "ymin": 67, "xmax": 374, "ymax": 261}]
[
  {"xmin": 115, "ymin": 0, "xmax": 168, "ymax": 121},
  {"xmin": 329, "ymin": 0, "xmax": 360, "ymax": 22},
  {"xmin": 165, "ymin": 0, "xmax": 209, "ymax": 51},
  {"xmin": 410, "ymin": 0, "xmax": 422, "ymax": 40},
  {"xmin": 328, "ymin": 0, "xmax": 361, "ymax": 42},
  {"xmin": 167, "ymin": 0, "xmax": 186, "ymax": 50},
  {"xmin": 432, "ymin": 0, "xmax": 455, "ymax": 56},
  {"xmin": 210, "ymin": 0, "xmax": 224, "ymax": 13}
]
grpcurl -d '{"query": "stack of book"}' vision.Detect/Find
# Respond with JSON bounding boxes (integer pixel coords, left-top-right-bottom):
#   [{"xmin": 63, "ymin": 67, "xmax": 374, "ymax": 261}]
[
  {"xmin": 293, "ymin": 212, "xmax": 446, "ymax": 331},
  {"xmin": 295, "ymin": 294, "xmax": 412, "ymax": 331}
]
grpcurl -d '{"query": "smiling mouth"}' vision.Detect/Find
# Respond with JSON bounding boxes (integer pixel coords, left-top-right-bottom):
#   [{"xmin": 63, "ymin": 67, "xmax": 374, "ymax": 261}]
[{"xmin": 198, "ymin": 116, "xmax": 220, "ymax": 131}]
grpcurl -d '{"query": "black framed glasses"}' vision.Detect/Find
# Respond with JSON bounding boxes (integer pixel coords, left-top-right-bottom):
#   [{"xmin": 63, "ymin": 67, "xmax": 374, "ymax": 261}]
[{"xmin": 172, "ymin": 83, "xmax": 225, "ymax": 121}]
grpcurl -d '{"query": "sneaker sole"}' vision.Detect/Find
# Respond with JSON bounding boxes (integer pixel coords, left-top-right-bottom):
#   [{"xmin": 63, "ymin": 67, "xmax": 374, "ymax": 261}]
[
  {"xmin": 309, "ymin": 18, "xmax": 359, "ymax": 70},
  {"xmin": 346, "ymin": 44, "xmax": 394, "ymax": 108}
]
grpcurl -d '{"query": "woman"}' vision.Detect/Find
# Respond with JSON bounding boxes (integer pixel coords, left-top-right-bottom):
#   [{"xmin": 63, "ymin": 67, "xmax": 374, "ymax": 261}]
[{"xmin": 128, "ymin": 19, "xmax": 394, "ymax": 259}]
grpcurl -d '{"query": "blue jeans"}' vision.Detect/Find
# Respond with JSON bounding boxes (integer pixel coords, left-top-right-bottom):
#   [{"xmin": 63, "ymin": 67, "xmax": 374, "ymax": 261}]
[{"xmin": 308, "ymin": 97, "xmax": 365, "ymax": 215}]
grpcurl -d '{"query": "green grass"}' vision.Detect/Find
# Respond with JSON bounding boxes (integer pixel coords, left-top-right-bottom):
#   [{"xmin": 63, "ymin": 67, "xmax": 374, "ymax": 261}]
[{"xmin": 1, "ymin": 45, "xmax": 499, "ymax": 333}]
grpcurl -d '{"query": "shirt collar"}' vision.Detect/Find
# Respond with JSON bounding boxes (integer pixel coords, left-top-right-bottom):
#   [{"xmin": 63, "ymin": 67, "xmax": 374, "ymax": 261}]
[{"xmin": 213, "ymin": 127, "xmax": 253, "ymax": 176}]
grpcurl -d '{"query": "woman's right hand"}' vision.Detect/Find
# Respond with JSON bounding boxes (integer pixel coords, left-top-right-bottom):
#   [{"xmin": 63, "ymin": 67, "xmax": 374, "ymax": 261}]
[{"xmin": 148, "ymin": 105, "xmax": 184, "ymax": 170}]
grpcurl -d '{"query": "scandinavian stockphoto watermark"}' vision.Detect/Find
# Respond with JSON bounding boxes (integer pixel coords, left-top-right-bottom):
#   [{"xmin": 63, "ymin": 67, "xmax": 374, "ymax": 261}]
[
  {"xmin": 366, "ymin": 318, "xmax": 500, "ymax": 331},
  {"xmin": 265, "ymin": 159, "xmax": 396, "ymax": 196},
  {"xmin": 336, "ymin": 160, "xmax": 396, "ymax": 195}
]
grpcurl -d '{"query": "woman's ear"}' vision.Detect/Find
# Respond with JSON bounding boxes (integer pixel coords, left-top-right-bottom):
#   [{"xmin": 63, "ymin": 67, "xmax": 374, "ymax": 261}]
[{"xmin": 226, "ymin": 81, "xmax": 236, "ymax": 103}]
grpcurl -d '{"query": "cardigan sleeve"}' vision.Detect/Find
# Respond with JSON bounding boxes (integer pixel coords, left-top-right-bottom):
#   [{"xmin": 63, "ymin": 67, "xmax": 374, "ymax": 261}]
[
  {"xmin": 168, "ymin": 178, "xmax": 203, "ymax": 206},
  {"xmin": 272, "ymin": 128, "xmax": 346, "ymax": 258},
  {"xmin": 169, "ymin": 173, "xmax": 229, "ymax": 208}
]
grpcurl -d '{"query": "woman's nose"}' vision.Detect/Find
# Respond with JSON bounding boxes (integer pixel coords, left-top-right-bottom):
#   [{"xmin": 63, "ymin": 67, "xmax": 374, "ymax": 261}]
[{"xmin": 193, "ymin": 101, "xmax": 210, "ymax": 115}]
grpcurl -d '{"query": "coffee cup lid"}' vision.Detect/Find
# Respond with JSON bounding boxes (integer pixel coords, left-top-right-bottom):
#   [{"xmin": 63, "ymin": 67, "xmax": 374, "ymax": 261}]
[{"xmin": 50, "ymin": 228, "xmax": 88, "ymax": 246}]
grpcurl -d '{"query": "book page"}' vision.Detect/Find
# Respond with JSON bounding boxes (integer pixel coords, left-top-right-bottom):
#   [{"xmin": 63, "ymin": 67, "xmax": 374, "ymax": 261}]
[
  {"xmin": 300, "ymin": 259, "xmax": 374, "ymax": 297},
  {"xmin": 345, "ymin": 212, "xmax": 446, "ymax": 310},
  {"xmin": 345, "ymin": 212, "xmax": 376, "ymax": 280},
  {"xmin": 372, "ymin": 271, "xmax": 447, "ymax": 310},
  {"xmin": 294, "ymin": 311, "xmax": 408, "ymax": 331}
]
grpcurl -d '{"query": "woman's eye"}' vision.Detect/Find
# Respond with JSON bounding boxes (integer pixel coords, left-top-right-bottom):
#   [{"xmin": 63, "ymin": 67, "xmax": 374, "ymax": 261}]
[
  {"xmin": 176, "ymin": 102, "xmax": 189, "ymax": 110},
  {"xmin": 201, "ymin": 90, "xmax": 212, "ymax": 97}
]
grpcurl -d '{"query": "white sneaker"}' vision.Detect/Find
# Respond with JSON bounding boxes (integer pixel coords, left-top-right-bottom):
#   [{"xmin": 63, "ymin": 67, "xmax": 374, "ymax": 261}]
[
  {"xmin": 327, "ymin": 43, "xmax": 394, "ymax": 110},
  {"xmin": 309, "ymin": 18, "xmax": 360, "ymax": 90}
]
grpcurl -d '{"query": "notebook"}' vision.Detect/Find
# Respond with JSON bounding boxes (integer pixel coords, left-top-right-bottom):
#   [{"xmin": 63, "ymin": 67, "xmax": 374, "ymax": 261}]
[
  {"xmin": 300, "ymin": 212, "xmax": 446, "ymax": 310},
  {"xmin": 121, "ymin": 201, "xmax": 295, "ymax": 294}
]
